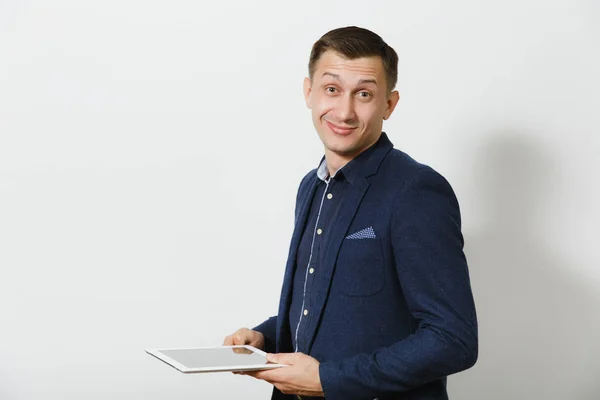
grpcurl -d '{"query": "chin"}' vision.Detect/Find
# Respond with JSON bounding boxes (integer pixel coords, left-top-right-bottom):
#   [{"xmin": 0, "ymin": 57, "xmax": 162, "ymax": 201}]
[{"xmin": 324, "ymin": 140, "xmax": 360, "ymax": 157}]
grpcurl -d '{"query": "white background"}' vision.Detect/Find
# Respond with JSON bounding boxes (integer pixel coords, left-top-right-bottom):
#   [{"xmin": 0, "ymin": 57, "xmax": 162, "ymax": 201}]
[{"xmin": 1, "ymin": 1, "xmax": 599, "ymax": 399}]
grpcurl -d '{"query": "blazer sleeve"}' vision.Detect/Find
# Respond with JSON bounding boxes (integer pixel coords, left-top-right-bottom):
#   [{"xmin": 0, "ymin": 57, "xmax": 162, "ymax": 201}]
[
  {"xmin": 319, "ymin": 167, "xmax": 478, "ymax": 400},
  {"xmin": 253, "ymin": 316, "xmax": 277, "ymax": 354}
]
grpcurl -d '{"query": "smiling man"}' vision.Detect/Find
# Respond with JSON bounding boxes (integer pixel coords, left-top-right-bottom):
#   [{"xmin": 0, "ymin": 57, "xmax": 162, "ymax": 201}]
[{"xmin": 223, "ymin": 26, "xmax": 478, "ymax": 400}]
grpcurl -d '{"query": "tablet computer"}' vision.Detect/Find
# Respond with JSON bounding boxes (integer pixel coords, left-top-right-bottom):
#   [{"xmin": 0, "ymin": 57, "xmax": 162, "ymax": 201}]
[{"xmin": 145, "ymin": 345, "xmax": 286, "ymax": 373}]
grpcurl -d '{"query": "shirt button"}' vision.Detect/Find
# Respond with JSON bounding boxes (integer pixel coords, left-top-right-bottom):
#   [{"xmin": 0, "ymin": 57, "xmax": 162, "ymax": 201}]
[
  {"xmin": 317, "ymin": 228, "xmax": 323, "ymax": 235},
  {"xmin": 327, "ymin": 193, "xmax": 333, "ymax": 200},
  {"xmin": 303, "ymin": 309, "xmax": 309, "ymax": 316},
  {"xmin": 309, "ymin": 268, "xmax": 314, "ymax": 274}
]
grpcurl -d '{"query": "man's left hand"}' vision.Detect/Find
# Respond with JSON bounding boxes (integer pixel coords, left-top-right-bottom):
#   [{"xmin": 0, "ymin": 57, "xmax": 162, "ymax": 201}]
[{"xmin": 243, "ymin": 352, "xmax": 324, "ymax": 397}]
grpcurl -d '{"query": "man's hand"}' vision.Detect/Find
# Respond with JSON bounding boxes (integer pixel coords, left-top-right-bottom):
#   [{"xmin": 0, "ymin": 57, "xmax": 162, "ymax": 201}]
[
  {"xmin": 244, "ymin": 352, "xmax": 324, "ymax": 397},
  {"xmin": 222, "ymin": 328, "xmax": 265, "ymax": 350}
]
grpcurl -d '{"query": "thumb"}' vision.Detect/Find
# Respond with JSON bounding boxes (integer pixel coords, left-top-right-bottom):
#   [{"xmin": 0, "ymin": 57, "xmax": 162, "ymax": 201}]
[
  {"xmin": 266, "ymin": 353, "xmax": 280, "ymax": 363},
  {"xmin": 267, "ymin": 352, "xmax": 297, "ymax": 365}
]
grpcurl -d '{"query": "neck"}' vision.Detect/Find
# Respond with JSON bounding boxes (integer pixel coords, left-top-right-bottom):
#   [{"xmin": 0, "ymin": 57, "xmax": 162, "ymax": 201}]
[{"xmin": 324, "ymin": 151, "xmax": 353, "ymax": 178}]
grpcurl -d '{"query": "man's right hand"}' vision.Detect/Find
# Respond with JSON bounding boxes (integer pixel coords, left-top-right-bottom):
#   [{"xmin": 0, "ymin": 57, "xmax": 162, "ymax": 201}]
[{"xmin": 222, "ymin": 327, "xmax": 265, "ymax": 350}]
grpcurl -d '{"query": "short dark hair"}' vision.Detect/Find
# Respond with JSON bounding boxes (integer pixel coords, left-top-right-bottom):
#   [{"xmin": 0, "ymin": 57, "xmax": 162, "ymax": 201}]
[{"xmin": 308, "ymin": 26, "xmax": 398, "ymax": 93}]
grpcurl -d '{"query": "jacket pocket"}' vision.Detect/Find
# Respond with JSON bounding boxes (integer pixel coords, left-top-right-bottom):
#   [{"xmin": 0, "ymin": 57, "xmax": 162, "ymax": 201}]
[{"xmin": 334, "ymin": 237, "xmax": 385, "ymax": 297}]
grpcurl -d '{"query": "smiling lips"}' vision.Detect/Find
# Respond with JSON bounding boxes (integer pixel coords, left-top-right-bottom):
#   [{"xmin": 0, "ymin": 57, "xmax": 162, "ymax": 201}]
[{"xmin": 325, "ymin": 120, "xmax": 357, "ymax": 136}]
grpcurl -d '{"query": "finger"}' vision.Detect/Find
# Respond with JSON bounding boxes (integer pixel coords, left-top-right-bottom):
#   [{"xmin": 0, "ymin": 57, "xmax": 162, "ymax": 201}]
[
  {"xmin": 248, "ymin": 369, "xmax": 279, "ymax": 383},
  {"xmin": 274, "ymin": 383, "xmax": 294, "ymax": 395},
  {"xmin": 242, "ymin": 370, "xmax": 275, "ymax": 382},
  {"xmin": 232, "ymin": 333, "xmax": 247, "ymax": 345}
]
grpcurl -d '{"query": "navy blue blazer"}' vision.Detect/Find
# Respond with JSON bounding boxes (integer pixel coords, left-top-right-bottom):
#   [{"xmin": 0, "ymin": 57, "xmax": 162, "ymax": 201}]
[{"xmin": 254, "ymin": 133, "xmax": 478, "ymax": 400}]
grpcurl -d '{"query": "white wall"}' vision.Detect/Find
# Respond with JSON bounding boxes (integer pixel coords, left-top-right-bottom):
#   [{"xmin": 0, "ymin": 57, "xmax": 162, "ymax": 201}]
[{"xmin": 1, "ymin": 1, "xmax": 598, "ymax": 399}]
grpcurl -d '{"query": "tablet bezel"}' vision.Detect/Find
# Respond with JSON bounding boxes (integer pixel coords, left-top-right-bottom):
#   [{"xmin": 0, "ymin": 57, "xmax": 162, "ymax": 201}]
[{"xmin": 145, "ymin": 345, "xmax": 286, "ymax": 373}]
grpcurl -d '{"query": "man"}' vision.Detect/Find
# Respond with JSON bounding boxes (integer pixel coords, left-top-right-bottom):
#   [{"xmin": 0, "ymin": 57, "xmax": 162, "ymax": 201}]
[{"xmin": 223, "ymin": 26, "xmax": 478, "ymax": 400}]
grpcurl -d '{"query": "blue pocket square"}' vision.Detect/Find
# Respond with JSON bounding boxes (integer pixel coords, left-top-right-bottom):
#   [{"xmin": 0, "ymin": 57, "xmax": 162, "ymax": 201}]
[{"xmin": 346, "ymin": 226, "xmax": 376, "ymax": 239}]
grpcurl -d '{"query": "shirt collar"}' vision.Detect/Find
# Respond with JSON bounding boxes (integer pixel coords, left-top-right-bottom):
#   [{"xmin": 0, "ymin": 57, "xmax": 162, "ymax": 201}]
[{"xmin": 316, "ymin": 157, "xmax": 330, "ymax": 182}]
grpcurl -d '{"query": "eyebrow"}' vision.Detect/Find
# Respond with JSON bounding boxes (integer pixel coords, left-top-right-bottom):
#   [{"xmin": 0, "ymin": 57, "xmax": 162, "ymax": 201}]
[
  {"xmin": 322, "ymin": 72, "xmax": 340, "ymax": 79},
  {"xmin": 321, "ymin": 72, "xmax": 378, "ymax": 86},
  {"xmin": 358, "ymin": 78, "xmax": 378, "ymax": 85}
]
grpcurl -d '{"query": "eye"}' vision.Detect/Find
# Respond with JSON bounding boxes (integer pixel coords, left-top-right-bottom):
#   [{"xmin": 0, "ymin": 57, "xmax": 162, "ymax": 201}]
[
  {"xmin": 325, "ymin": 86, "xmax": 337, "ymax": 93},
  {"xmin": 358, "ymin": 91, "xmax": 371, "ymax": 98}
]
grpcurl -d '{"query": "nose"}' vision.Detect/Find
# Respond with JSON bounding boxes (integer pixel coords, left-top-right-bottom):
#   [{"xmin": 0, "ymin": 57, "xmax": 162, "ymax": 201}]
[{"xmin": 334, "ymin": 94, "xmax": 356, "ymax": 123}]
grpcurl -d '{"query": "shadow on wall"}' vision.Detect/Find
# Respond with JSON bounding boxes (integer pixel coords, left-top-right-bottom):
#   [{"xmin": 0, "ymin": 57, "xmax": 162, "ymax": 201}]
[{"xmin": 449, "ymin": 134, "xmax": 600, "ymax": 400}]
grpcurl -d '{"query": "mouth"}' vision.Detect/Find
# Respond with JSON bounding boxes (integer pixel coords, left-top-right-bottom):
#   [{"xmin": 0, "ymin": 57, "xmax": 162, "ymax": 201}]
[{"xmin": 324, "ymin": 120, "xmax": 357, "ymax": 136}]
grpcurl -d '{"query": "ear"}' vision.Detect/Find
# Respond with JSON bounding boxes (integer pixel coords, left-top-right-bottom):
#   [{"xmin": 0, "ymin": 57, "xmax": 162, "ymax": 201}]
[
  {"xmin": 383, "ymin": 90, "xmax": 400, "ymax": 120},
  {"xmin": 303, "ymin": 77, "xmax": 312, "ymax": 109}
]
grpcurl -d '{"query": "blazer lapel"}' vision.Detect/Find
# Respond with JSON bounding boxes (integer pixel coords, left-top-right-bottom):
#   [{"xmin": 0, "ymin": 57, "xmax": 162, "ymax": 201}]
[
  {"xmin": 275, "ymin": 174, "xmax": 319, "ymax": 351},
  {"xmin": 304, "ymin": 176, "xmax": 370, "ymax": 354}
]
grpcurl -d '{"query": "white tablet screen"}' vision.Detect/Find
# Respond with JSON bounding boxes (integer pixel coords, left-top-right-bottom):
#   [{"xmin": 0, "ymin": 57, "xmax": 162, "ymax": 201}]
[
  {"xmin": 161, "ymin": 347, "xmax": 267, "ymax": 369},
  {"xmin": 146, "ymin": 345, "xmax": 284, "ymax": 373}
]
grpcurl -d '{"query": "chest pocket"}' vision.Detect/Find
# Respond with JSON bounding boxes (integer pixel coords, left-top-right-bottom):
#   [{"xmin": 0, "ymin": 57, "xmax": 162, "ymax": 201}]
[{"xmin": 334, "ymin": 236, "xmax": 385, "ymax": 297}]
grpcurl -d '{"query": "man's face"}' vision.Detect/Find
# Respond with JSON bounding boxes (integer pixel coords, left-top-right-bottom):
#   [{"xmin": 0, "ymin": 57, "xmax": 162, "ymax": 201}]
[{"xmin": 303, "ymin": 50, "xmax": 399, "ymax": 161}]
